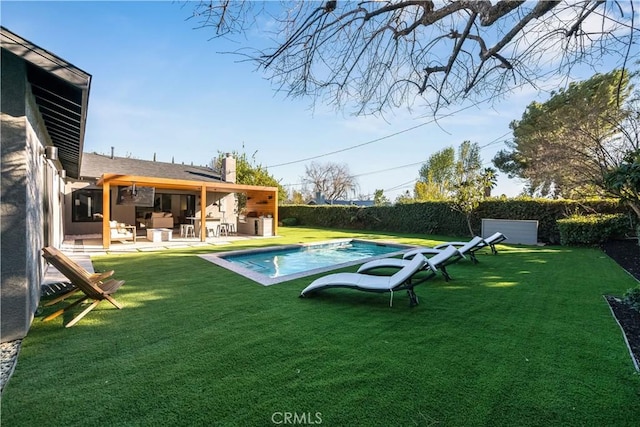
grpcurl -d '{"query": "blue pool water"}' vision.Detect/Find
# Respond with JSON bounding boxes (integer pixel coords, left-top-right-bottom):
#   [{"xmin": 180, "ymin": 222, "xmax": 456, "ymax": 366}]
[{"xmin": 200, "ymin": 239, "xmax": 413, "ymax": 285}]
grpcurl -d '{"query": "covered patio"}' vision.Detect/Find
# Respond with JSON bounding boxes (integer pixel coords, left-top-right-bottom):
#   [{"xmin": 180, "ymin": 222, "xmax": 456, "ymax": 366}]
[{"xmin": 97, "ymin": 173, "xmax": 278, "ymax": 250}]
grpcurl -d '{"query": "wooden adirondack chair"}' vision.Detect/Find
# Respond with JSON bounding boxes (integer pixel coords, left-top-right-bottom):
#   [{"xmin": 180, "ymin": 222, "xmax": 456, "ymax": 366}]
[
  {"xmin": 41, "ymin": 247, "xmax": 124, "ymax": 327},
  {"xmin": 42, "ymin": 247, "xmax": 115, "ymax": 306}
]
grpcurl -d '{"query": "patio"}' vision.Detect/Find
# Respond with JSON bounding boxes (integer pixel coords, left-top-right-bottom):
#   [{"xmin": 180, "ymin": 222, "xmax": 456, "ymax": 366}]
[{"xmin": 61, "ymin": 229, "xmax": 279, "ymax": 255}]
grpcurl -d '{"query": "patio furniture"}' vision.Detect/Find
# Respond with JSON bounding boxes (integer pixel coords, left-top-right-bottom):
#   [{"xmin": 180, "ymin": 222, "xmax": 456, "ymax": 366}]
[
  {"xmin": 146, "ymin": 228, "xmax": 172, "ymax": 242},
  {"xmin": 41, "ymin": 246, "xmax": 115, "ymax": 306},
  {"xmin": 218, "ymin": 223, "xmax": 229, "ymax": 236},
  {"xmin": 109, "ymin": 221, "xmax": 136, "ymax": 242},
  {"xmin": 180, "ymin": 224, "xmax": 195, "ymax": 238},
  {"xmin": 299, "ymin": 254, "xmax": 432, "ymax": 306},
  {"xmin": 140, "ymin": 212, "xmax": 174, "ymax": 229},
  {"xmin": 206, "ymin": 223, "xmax": 219, "ymax": 237},
  {"xmin": 403, "ymin": 236, "xmax": 487, "ymax": 264},
  {"xmin": 357, "ymin": 244, "xmax": 463, "ymax": 282},
  {"xmin": 481, "ymin": 232, "xmax": 508, "ymax": 254},
  {"xmin": 191, "ymin": 218, "xmax": 222, "ymax": 237},
  {"xmin": 222, "ymin": 222, "xmax": 236, "ymax": 235},
  {"xmin": 41, "ymin": 246, "xmax": 125, "ymax": 327}
]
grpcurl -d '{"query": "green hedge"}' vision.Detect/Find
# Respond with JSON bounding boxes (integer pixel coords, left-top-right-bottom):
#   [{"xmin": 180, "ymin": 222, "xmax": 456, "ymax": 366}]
[
  {"xmin": 279, "ymin": 198, "xmax": 632, "ymax": 243},
  {"xmin": 557, "ymin": 214, "xmax": 630, "ymax": 245},
  {"xmin": 623, "ymin": 286, "xmax": 640, "ymax": 313}
]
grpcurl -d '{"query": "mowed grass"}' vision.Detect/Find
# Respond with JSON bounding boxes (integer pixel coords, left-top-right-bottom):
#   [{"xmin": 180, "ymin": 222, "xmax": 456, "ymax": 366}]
[{"xmin": 2, "ymin": 227, "xmax": 639, "ymax": 426}]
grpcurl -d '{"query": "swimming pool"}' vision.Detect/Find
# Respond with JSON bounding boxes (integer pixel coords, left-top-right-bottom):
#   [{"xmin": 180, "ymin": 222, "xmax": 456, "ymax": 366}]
[{"xmin": 199, "ymin": 239, "xmax": 415, "ymax": 285}]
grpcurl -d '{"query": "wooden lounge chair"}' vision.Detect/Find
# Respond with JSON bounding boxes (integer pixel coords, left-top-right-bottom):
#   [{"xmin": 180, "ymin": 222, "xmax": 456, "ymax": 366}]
[
  {"xmin": 41, "ymin": 247, "xmax": 124, "ymax": 327},
  {"xmin": 42, "ymin": 247, "xmax": 115, "ymax": 306}
]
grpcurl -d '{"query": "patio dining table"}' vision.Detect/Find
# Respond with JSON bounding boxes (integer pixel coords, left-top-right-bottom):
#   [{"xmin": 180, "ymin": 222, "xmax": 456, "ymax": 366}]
[{"xmin": 188, "ymin": 217, "xmax": 222, "ymax": 237}]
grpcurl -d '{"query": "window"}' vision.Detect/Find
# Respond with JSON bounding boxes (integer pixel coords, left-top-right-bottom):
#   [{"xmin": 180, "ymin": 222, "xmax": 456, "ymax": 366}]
[
  {"xmin": 153, "ymin": 193, "xmax": 172, "ymax": 211},
  {"xmin": 72, "ymin": 189, "xmax": 103, "ymax": 222}
]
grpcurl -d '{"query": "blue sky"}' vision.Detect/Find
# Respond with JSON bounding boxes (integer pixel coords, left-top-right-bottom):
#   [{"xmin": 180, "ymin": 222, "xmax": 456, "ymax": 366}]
[{"xmin": 1, "ymin": 1, "xmax": 624, "ymax": 200}]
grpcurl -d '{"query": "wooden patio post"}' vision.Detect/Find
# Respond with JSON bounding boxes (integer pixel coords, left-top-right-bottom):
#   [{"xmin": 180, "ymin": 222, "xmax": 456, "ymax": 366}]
[
  {"xmin": 200, "ymin": 186, "xmax": 207, "ymax": 241},
  {"xmin": 102, "ymin": 181, "xmax": 111, "ymax": 249},
  {"xmin": 272, "ymin": 189, "xmax": 278, "ymax": 236}
]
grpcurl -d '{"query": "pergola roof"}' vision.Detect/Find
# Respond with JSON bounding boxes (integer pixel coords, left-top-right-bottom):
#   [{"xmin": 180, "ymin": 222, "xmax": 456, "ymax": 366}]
[
  {"xmin": 97, "ymin": 173, "xmax": 278, "ymax": 249},
  {"xmin": 97, "ymin": 173, "xmax": 277, "ymax": 194}
]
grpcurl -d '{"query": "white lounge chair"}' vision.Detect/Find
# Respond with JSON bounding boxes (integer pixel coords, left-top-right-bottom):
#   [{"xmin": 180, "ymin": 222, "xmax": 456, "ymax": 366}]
[
  {"xmin": 481, "ymin": 232, "xmax": 507, "ymax": 254},
  {"xmin": 431, "ymin": 233, "xmax": 507, "ymax": 256},
  {"xmin": 404, "ymin": 236, "xmax": 486, "ymax": 264},
  {"xmin": 357, "ymin": 245, "xmax": 462, "ymax": 282},
  {"xmin": 299, "ymin": 254, "xmax": 431, "ymax": 307}
]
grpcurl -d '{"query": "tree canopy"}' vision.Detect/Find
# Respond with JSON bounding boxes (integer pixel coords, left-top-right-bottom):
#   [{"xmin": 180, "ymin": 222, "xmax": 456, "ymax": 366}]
[
  {"xmin": 604, "ymin": 149, "xmax": 640, "ymax": 218},
  {"xmin": 303, "ymin": 161, "xmax": 358, "ymax": 202},
  {"xmin": 414, "ymin": 140, "xmax": 484, "ymax": 201},
  {"xmin": 417, "ymin": 147, "xmax": 455, "ymax": 199},
  {"xmin": 493, "ymin": 69, "xmax": 637, "ymax": 198},
  {"xmin": 190, "ymin": 1, "xmax": 637, "ymax": 115}
]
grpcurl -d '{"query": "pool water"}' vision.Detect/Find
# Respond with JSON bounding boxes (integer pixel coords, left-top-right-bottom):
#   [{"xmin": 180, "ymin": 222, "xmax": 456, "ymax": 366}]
[{"xmin": 199, "ymin": 239, "xmax": 413, "ymax": 286}]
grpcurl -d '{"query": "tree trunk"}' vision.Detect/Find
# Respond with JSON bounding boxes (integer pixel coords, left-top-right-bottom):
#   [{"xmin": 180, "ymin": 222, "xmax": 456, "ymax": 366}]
[{"xmin": 466, "ymin": 215, "xmax": 474, "ymax": 237}]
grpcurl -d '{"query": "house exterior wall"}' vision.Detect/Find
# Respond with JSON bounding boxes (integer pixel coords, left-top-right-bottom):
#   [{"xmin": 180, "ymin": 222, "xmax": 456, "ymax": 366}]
[
  {"xmin": 64, "ymin": 181, "xmax": 139, "ymax": 236},
  {"xmin": 63, "ymin": 181, "xmax": 103, "ymax": 236},
  {"xmin": 1, "ymin": 51, "xmax": 63, "ymax": 342}
]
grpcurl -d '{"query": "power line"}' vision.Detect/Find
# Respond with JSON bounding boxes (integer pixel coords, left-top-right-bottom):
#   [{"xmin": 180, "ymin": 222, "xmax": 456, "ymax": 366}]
[
  {"xmin": 479, "ymin": 131, "xmax": 512, "ymax": 149},
  {"xmin": 266, "ymin": 122, "xmax": 430, "ymax": 168},
  {"xmin": 384, "ymin": 179, "xmax": 417, "ymax": 193},
  {"xmin": 351, "ymin": 161, "xmax": 425, "ymax": 178},
  {"xmin": 280, "ymin": 132, "xmax": 512, "ymax": 189},
  {"xmin": 280, "ymin": 160, "xmax": 423, "ymax": 188},
  {"xmin": 266, "ymin": 93, "xmax": 509, "ymax": 169}
]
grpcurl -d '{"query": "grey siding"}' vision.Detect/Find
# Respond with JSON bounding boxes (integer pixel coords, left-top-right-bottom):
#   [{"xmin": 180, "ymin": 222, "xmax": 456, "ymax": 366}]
[
  {"xmin": 1, "ymin": 51, "xmax": 55, "ymax": 342},
  {"xmin": 1, "ymin": 52, "xmax": 34, "ymax": 341}
]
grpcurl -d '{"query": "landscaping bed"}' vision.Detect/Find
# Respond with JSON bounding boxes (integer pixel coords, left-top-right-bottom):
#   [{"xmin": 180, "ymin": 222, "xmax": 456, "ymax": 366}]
[{"xmin": 601, "ymin": 239, "xmax": 640, "ymax": 369}]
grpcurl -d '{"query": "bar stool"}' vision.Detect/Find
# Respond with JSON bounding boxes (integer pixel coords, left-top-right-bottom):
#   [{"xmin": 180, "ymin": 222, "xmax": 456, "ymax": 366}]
[
  {"xmin": 226, "ymin": 223, "xmax": 236, "ymax": 235},
  {"xmin": 206, "ymin": 224, "xmax": 218, "ymax": 238},
  {"xmin": 182, "ymin": 224, "xmax": 195, "ymax": 238}
]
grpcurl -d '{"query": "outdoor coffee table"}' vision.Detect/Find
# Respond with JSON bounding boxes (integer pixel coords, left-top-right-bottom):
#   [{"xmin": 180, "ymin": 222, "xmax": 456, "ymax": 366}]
[{"xmin": 146, "ymin": 228, "xmax": 172, "ymax": 242}]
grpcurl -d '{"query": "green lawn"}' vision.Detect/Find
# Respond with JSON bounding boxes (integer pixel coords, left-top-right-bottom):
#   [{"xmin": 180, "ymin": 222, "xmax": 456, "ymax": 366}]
[{"xmin": 2, "ymin": 227, "xmax": 639, "ymax": 426}]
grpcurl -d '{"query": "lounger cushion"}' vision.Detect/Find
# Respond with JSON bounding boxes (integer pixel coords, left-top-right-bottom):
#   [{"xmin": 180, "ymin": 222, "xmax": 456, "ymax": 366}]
[
  {"xmin": 359, "ymin": 245, "xmax": 461, "ymax": 274},
  {"xmin": 483, "ymin": 232, "xmax": 507, "ymax": 245},
  {"xmin": 300, "ymin": 254, "xmax": 426, "ymax": 297}
]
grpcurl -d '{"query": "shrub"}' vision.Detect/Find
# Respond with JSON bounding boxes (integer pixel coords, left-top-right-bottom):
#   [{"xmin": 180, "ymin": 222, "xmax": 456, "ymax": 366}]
[
  {"xmin": 623, "ymin": 285, "xmax": 640, "ymax": 313},
  {"xmin": 279, "ymin": 199, "xmax": 631, "ymax": 243},
  {"xmin": 280, "ymin": 217, "xmax": 298, "ymax": 226},
  {"xmin": 557, "ymin": 214, "xmax": 629, "ymax": 246}
]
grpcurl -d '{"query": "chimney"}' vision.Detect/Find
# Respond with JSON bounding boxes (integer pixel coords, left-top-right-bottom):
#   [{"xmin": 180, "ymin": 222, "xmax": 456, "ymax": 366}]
[
  {"xmin": 222, "ymin": 153, "xmax": 236, "ymax": 183},
  {"xmin": 110, "ymin": 146, "xmax": 114, "ymax": 159}
]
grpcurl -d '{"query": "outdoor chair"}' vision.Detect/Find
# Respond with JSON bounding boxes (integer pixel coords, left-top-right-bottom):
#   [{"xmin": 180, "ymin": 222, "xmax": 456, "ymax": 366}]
[
  {"xmin": 299, "ymin": 254, "xmax": 432, "ymax": 307},
  {"xmin": 42, "ymin": 246, "xmax": 115, "ymax": 306},
  {"xmin": 403, "ymin": 236, "xmax": 487, "ymax": 264},
  {"xmin": 357, "ymin": 244, "xmax": 463, "ymax": 282},
  {"xmin": 481, "ymin": 232, "xmax": 508, "ymax": 254},
  {"xmin": 109, "ymin": 220, "xmax": 136, "ymax": 242},
  {"xmin": 41, "ymin": 246, "xmax": 125, "ymax": 327}
]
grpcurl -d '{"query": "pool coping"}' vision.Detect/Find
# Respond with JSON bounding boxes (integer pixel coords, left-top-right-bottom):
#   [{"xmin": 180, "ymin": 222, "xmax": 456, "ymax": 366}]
[{"xmin": 198, "ymin": 239, "xmax": 417, "ymax": 286}]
